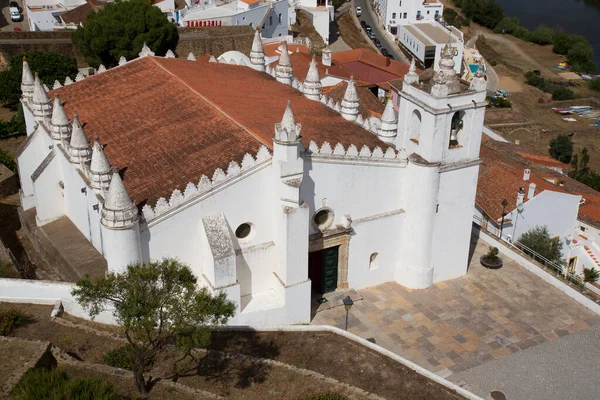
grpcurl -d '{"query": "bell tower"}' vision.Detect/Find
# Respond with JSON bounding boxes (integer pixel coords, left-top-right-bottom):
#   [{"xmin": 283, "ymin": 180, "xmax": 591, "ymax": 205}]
[{"xmin": 395, "ymin": 46, "xmax": 488, "ymax": 288}]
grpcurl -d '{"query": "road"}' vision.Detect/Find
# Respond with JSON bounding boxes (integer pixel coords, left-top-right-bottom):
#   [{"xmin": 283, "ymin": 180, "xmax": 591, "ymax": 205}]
[{"xmin": 353, "ymin": 0, "xmax": 408, "ymax": 63}]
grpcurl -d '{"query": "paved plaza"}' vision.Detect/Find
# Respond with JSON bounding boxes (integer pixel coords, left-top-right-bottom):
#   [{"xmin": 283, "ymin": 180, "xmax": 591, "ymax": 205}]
[{"xmin": 311, "ymin": 235, "xmax": 600, "ymax": 378}]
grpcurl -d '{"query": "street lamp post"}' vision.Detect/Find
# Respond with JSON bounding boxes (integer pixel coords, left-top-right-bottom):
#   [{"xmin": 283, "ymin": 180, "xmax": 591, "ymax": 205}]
[
  {"xmin": 343, "ymin": 296, "xmax": 354, "ymax": 331},
  {"xmin": 500, "ymin": 199, "xmax": 508, "ymax": 240}
]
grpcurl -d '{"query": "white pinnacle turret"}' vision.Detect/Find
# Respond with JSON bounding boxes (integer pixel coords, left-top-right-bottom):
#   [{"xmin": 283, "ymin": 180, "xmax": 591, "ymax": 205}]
[
  {"xmin": 302, "ymin": 55, "xmax": 322, "ymax": 101},
  {"xmin": 21, "ymin": 57, "xmax": 34, "ymax": 102},
  {"xmin": 341, "ymin": 77, "xmax": 360, "ymax": 121},
  {"xmin": 89, "ymin": 137, "xmax": 112, "ymax": 193},
  {"xmin": 431, "ymin": 43, "xmax": 460, "ymax": 97},
  {"xmin": 404, "ymin": 57, "xmax": 419, "ymax": 85},
  {"xmin": 377, "ymin": 99, "xmax": 398, "ymax": 142},
  {"xmin": 274, "ymin": 100, "xmax": 302, "ymax": 142},
  {"xmin": 322, "ymin": 46, "xmax": 332, "ymax": 67},
  {"xmin": 69, "ymin": 114, "xmax": 92, "ymax": 165},
  {"xmin": 31, "ymin": 73, "xmax": 52, "ymax": 121},
  {"xmin": 50, "ymin": 94, "xmax": 72, "ymax": 144},
  {"xmin": 101, "ymin": 168, "xmax": 139, "ymax": 229},
  {"xmin": 249, "ymin": 29, "xmax": 265, "ymax": 72},
  {"xmin": 275, "ymin": 42, "xmax": 293, "ymax": 85}
]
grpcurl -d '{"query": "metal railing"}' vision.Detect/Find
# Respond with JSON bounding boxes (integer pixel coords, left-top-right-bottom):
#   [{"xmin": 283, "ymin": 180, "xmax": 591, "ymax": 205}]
[{"xmin": 472, "ymin": 215, "xmax": 598, "ymax": 294}]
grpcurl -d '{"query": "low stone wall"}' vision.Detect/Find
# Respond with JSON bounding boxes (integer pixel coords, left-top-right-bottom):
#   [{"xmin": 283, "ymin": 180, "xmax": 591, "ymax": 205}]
[
  {"xmin": 0, "ymin": 164, "xmax": 18, "ymax": 197},
  {"xmin": 0, "ymin": 336, "xmax": 55, "ymax": 396}
]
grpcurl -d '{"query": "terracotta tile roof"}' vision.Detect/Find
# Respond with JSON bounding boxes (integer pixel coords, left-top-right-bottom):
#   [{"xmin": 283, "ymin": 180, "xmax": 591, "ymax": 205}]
[
  {"xmin": 263, "ymin": 42, "xmax": 310, "ymax": 58},
  {"xmin": 579, "ymin": 203, "xmax": 600, "ymax": 229},
  {"xmin": 332, "ymin": 49, "xmax": 411, "ymax": 85},
  {"xmin": 51, "ymin": 56, "xmax": 389, "ymax": 207},
  {"xmin": 268, "ymin": 52, "xmax": 353, "ymax": 81},
  {"xmin": 240, "ymin": 0, "xmax": 260, "ymax": 4},
  {"xmin": 516, "ymin": 152, "xmax": 572, "ymax": 170},
  {"xmin": 322, "ymin": 81, "xmax": 385, "ymax": 119},
  {"xmin": 60, "ymin": 1, "xmax": 93, "ymax": 24}
]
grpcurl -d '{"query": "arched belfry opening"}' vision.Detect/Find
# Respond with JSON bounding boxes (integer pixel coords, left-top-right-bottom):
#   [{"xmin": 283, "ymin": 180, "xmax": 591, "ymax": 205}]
[
  {"xmin": 449, "ymin": 111, "xmax": 464, "ymax": 148},
  {"xmin": 410, "ymin": 109, "xmax": 422, "ymax": 143}
]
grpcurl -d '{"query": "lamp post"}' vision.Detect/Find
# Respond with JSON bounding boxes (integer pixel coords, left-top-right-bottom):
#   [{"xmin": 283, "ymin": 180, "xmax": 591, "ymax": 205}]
[
  {"xmin": 500, "ymin": 199, "xmax": 508, "ymax": 240},
  {"xmin": 343, "ymin": 296, "xmax": 354, "ymax": 331}
]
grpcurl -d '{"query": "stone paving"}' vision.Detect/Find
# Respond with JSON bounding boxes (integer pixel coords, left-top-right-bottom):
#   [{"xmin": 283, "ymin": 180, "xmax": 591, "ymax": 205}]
[{"xmin": 311, "ymin": 235, "xmax": 600, "ymax": 377}]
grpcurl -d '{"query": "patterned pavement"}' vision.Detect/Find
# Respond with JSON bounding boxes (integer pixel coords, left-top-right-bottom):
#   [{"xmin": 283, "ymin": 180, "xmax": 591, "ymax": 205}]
[{"xmin": 311, "ymin": 236, "xmax": 600, "ymax": 377}]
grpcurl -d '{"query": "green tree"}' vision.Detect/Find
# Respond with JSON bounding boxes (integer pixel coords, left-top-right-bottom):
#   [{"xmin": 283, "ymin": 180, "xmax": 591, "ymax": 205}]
[
  {"xmin": 72, "ymin": 0, "xmax": 179, "ymax": 68},
  {"xmin": 0, "ymin": 51, "xmax": 78, "ymax": 108},
  {"xmin": 567, "ymin": 41, "xmax": 597, "ymax": 72},
  {"xmin": 589, "ymin": 78, "xmax": 600, "ymax": 92},
  {"xmin": 493, "ymin": 17, "xmax": 520, "ymax": 34},
  {"xmin": 549, "ymin": 135, "xmax": 574, "ymax": 163},
  {"xmin": 517, "ymin": 226, "xmax": 564, "ymax": 265},
  {"xmin": 71, "ymin": 258, "xmax": 236, "ymax": 394},
  {"xmin": 530, "ymin": 25, "xmax": 555, "ymax": 45}
]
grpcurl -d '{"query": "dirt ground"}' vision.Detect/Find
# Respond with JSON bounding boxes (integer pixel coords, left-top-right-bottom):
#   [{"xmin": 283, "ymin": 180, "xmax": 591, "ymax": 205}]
[
  {"xmin": 1, "ymin": 303, "xmax": 466, "ymax": 400},
  {"xmin": 337, "ymin": 12, "xmax": 378, "ymax": 52}
]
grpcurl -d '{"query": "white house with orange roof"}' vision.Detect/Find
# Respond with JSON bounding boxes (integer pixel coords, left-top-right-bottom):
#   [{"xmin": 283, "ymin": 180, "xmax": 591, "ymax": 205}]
[{"xmin": 16, "ymin": 39, "xmax": 487, "ymax": 326}]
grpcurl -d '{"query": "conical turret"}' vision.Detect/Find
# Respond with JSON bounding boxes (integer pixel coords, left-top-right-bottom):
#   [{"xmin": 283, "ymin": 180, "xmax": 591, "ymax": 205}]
[
  {"xmin": 69, "ymin": 114, "xmax": 92, "ymax": 165},
  {"xmin": 21, "ymin": 57, "xmax": 34, "ymax": 102},
  {"xmin": 31, "ymin": 73, "xmax": 52, "ymax": 121},
  {"xmin": 249, "ymin": 29, "xmax": 265, "ymax": 72},
  {"xmin": 377, "ymin": 99, "xmax": 398, "ymax": 142},
  {"xmin": 404, "ymin": 57, "xmax": 419, "ymax": 85},
  {"xmin": 275, "ymin": 42, "xmax": 293, "ymax": 85},
  {"xmin": 101, "ymin": 168, "xmax": 139, "ymax": 228},
  {"xmin": 302, "ymin": 56, "xmax": 322, "ymax": 101},
  {"xmin": 49, "ymin": 94, "xmax": 72, "ymax": 144},
  {"xmin": 341, "ymin": 77, "xmax": 360, "ymax": 121},
  {"xmin": 274, "ymin": 100, "xmax": 302, "ymax": 142},
  {"xmin": 89, "ymin": 137, "xmax": 112, "ymax": 193}
]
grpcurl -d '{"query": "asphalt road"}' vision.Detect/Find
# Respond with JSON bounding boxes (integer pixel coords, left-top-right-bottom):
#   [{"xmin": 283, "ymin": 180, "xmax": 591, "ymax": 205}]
[{"xmin": 354, "ymin": 0, "xmax": 408, "ymax": 63}]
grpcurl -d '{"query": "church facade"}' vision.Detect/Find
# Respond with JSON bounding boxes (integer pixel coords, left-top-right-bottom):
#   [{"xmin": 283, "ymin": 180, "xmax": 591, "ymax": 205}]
[{"xmin": 16, "ymin": 34, "xmax": 487, "ymax": 326}]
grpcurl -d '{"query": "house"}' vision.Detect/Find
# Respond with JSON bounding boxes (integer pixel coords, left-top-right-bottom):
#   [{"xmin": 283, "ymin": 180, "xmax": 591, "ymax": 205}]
[
  {"xmin": 179, "ymin": 0, "xmax": 288, "ymax": 38},
  {"xmin": 474, "ymin": 135, "xmax": 600, "ymax": 277},
  {"xmin": 16, "ymin": 37, "xmax": 487, "ymax": 326},
  {"xmin": 292, "ymin": 0, "xmax": 333, "ymax": 44},
  {"xmin": 373, "ymin": 0, "xmax": 463, "ymax": 73}
]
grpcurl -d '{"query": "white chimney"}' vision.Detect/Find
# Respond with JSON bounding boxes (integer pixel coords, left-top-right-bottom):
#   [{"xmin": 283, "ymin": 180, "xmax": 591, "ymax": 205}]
[
  {"xmin": 517, "ymin": 187, "xmax": 525, "ymax": 207},
  {"xmin": 322, "ymin": 47, "xmax": 332, "ymax": 67},
  {"xmin": 523, "ymin": 169, "xmax": 531, "ymax": 181},
  {"xmin": 527, "ymin": 183, "xmax": 536, "ymax": 200}
]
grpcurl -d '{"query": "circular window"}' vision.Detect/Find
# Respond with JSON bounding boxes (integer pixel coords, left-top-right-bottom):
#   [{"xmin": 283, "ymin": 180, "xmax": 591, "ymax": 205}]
[
  {"xmin": 312, "ymin": 208, "xmax": 334, "ymax": 230},
  {"xmin": 235, "ymin": 223, "xmax": 252, "ymax": 239}
]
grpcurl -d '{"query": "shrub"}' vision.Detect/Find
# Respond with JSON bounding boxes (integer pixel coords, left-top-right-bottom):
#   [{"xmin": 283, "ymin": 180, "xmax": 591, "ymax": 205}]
[
  {"xmin": 104, "ymin": 343, "xmax": 155, "ymax": 371},
  {"xmin": 530, "ymin": 25, "xmax": 555, "ymax": 45},
  {"xmin": 493, "ymin": 17, "xmax": 520, "ymax": 34},
  {"xmin": 589, "ymin": 78, "xmax": 600, "ymax": 92},
  {"xmin": 0, "ymin": 149, "xmax": 17, "ymax": 173},
  {"xmin": 0, "ymin": 105, "xmax": 25, "ymax": 139},
  {"xmin": 487, "ymin": 96, "xmax": 512, "ymax": 108},
  {"xmin": 12, "ymin": 368, "xmax": 119, "ymax": 400},
  {"xmin": 298, "ymin": 393, "xmax": 349, "ymax": 400},
  {"xmin": 524, "ymin": 71, "xmax": 576, "ymax": 100},
  {"xmin": 549, "ymin": 135, "xmax": 574, "ymax": 163},
  {"xmin": 0, "ymin": 308, "xmax": 26, "ymax": 336},
  {"xmin": 512, "ymin": 26, "xmax": 531, "ymax": 42},
  {"xmin": 583, "ymin": 267, "xmax": 600, "ymax": 283}
]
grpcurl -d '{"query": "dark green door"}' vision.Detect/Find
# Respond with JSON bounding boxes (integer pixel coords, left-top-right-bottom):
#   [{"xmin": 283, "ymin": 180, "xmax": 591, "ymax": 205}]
[{"xmin": 322, "ymin": 246, "xmax": 339, "ymax": 293}]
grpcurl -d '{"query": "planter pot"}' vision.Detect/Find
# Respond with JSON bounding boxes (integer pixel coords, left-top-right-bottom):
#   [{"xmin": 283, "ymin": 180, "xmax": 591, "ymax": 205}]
[{"xmin": 480, "ymin": 255, "xmax": 503, "ymax": 269}]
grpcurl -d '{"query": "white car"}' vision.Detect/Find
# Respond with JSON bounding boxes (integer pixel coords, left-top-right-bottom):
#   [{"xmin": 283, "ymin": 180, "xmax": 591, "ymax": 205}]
[
  {"xmin": 10, "ymin": 7, "xmax": 21, "ymax": 22},
  {"xmin": 356, "ymin": 7, "xmax": 362, "ymax": 16}
]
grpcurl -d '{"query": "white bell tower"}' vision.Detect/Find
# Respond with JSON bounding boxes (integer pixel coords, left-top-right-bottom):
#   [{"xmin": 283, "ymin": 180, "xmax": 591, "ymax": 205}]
[{"xmin": 395, "ymin": 46, "xmax": 488, "ymax": 288}]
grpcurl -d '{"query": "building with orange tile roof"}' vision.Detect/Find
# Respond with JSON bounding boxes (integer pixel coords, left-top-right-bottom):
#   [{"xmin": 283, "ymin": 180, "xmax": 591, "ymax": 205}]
[{"xmin": 16, "ymin": 42, "xmax": 488, "ymax": 326}]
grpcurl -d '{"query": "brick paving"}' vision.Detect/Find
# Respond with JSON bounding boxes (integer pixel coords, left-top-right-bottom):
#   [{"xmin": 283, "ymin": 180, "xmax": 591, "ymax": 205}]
[{"xmin": 311, "ymin": 235, "xmax": 600, "ymax": 377}]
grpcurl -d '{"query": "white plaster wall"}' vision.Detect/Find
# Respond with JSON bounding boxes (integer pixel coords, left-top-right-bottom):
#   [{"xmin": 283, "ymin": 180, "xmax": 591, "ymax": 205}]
[
  {"xmin": 236, "ymin": 242, "xmax": 276, "ymax": 296},
  {"xmin": 27, "ymin": 10, "xmax": 58, "ymax": 31},
  {"xmin": 431, "ymin": 164, "xmax": 479, "ymax": 282},
  {"xmin": 386, "ymin": 0, "xmax": 443, "ymax": 28},
  {"xmin": 302, "ymin": 160, "xmax": 404, "ymax": 232},
  {"xmin": 321, "ymin": 76, "xmax": 344, "ymax": 87},
  {"xmin": 17, "ymin": 126, "xmax": 53, "ymax": 209},
  {"xmin": 301, "ymin": 7, "xmax": 330, "ymax": 44},
  {"xmin": 145, "ymin": 165, "xmax": 275, "ymax": 281},
  {"xmin": 347, "ymin": 211, "xmax": 403, "ymax": 289},
  {"xmin": 578, "ymin": 221, "xmax": 600, "ymax": 243},
  {"xmin": 504, "ymin": 190, "xmax": 581, "ymax": 248},
  {"xmin": 32, "ymin": 152, "xmax": 64, "ymax": 224},
  {"xmin": 23, "ymin": 105, "xmax": 37, "ymax": 136},
  {"xmin": 399, "ymin": 26, "xmax": 426, "ymax": 62}
]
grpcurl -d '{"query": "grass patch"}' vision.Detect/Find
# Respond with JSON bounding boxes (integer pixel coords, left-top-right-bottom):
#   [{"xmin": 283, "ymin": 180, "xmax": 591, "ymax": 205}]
[{"xmin": 0, "ymin": 308, "xmax": 26, "ymax": 336}]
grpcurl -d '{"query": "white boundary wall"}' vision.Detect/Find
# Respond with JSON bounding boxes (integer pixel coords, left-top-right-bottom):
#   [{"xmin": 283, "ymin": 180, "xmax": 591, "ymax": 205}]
[
  {"xmin": 0, "ymin": 278, "xmax": 482, "ymax": 399},
  {"xmin": 476, "ymin": 227, "xmax": 600, "ymax": 316}
]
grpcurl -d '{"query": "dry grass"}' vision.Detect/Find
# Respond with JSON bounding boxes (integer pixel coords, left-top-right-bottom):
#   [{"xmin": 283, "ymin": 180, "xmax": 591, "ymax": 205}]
[{"xmin": 336, "ymin": 12, "xmax": 378, "ymax": 52}]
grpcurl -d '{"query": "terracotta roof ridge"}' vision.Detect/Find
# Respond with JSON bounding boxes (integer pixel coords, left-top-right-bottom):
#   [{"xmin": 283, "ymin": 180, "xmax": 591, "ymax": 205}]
[{"xmin": 149, "ymin": 57, "xmax": 272, "ymax": 149}]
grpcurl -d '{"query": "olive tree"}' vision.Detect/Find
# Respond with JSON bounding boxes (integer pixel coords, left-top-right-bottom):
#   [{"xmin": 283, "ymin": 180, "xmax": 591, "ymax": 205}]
[
  {"xmin": 72, "ymin": 259, "xmax": 236, "ymax": 394},
  {"xmin": 517, "ymin": 226, "xmax": 564, "ymax": 265}
]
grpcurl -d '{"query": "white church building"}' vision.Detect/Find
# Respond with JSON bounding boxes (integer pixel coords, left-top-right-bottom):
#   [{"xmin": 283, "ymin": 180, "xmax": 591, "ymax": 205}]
[{"xmin": 16, "ymin": 34, "xmax": 487, "ymax": 326}]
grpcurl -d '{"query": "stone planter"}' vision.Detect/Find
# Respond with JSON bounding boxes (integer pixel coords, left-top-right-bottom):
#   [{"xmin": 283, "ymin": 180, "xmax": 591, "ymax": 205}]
[{"xmin": 480, "ymin": 255, "xmax": 503, "ymax": 269}]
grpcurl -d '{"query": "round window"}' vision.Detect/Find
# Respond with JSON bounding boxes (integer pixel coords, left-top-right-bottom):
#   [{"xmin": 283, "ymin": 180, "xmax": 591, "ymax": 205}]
[
  {"xmin": 312, "ymin": 208, "xmax": 334, "ymax": 230},
  {"xmin": 235, "ymin": 223, "xmax": 252, "ymax": 239}
]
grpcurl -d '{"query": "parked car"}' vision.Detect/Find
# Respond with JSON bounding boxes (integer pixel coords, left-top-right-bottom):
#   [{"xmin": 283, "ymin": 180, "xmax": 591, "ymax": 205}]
[
  {"xmin": 9, "ymin": 6, "xmax": 21, "ymax": 22},
  {"xmin": 10, "ymin": 1, "xmax": 21, "ymax": 11},
  {"xmin": 360, "ymin": 20, "xmax": 367, "ymax": 28},
  {"xmin": 381, "ymin": 48, "xmax": 389, "ymax": 56},
  {"xmin": 373, "ymin": 38, "xmax": 382, "ymax": 48},
  {"xmin": 368, "ymin": 31, "xmax": 376, "ymax": 39},
  {"xmin": 387, "ymin": 54, "xmax": 395, "ymax": 60},
  {"xmin": 365, "ymin": 25, "xmax": 372, "ymax": 33},
  {"xmin": 356, "ymin": 6, "xmax": 362, "ymax": 16}
]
